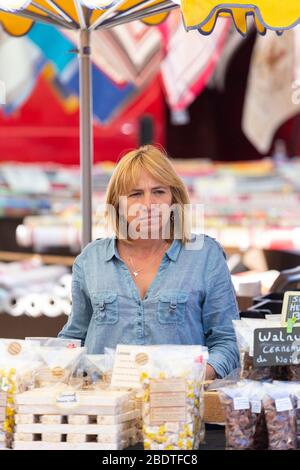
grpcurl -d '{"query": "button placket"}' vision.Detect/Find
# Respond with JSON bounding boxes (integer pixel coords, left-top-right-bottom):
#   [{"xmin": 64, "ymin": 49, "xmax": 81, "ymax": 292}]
[{"xmin": 136, "ymin": 302, "xmax": 144, "ymax": 339}]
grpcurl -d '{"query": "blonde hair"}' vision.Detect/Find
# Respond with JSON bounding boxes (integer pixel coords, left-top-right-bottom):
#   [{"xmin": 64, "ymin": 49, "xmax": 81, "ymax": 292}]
[{"xmin": 104, "ymin": 145, "xmax": 192, "ymax": 243}]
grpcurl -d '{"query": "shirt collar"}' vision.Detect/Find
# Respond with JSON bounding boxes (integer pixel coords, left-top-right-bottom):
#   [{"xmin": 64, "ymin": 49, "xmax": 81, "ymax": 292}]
[
  {"xmin": 165, "ymin": 238, "xmax": 182, "ymax": 262},
  {"xmin": 105, "ymin": 237, "xmax": 119, "ymax": 262},
  {"xmin": 105, "ymin": 237, "xmax": 182, "ymax": 262}
]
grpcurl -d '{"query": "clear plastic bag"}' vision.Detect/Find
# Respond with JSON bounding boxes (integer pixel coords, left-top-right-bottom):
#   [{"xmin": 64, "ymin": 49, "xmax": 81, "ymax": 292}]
[
  {"xmin": 233, "ymin": 320, "xmax": 275, "ymax": 382},
  {"xmin": 33, "ymin": 345, "xmax": 85, "ymax": 388},
  {"xmin": 68, "ymin": 354, "xmax": 112, "ymax": 389},
  {"xmin": 0, "ymin": 339, "xmax": 43, "ymax": 448},
  {"xmin": 25, "ymin": 337, "xmax": 81, "ymax": 348},
  {"xmin": 219, "ymin": 381, "xmax": 259, "ymax": 450},
  {"xmin": 135, "ymin": 345, "xmax": 208, "ymax": 450},
  {"xmin": 263, "ymin": 382, "xmax": 297, "ymax": 450}
]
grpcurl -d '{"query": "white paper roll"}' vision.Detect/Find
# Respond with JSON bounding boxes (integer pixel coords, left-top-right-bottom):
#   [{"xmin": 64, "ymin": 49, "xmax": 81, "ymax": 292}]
[
  {"xmin": 22, "ymin": 294, "xmax": 43, "ymax": 318},
  {"xmin": 40, "ymin": 294, "xmax": 63, "ymax": 318},
  {"xmin": 5, "ymin": 296, "xmax": 25, "ymax": 317}
]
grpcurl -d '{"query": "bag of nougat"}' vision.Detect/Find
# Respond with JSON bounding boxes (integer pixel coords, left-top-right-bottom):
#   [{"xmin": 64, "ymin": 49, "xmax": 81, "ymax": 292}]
[{"xmin": 135, "ymin": 345, "xmax": 208, "ymax": 451}]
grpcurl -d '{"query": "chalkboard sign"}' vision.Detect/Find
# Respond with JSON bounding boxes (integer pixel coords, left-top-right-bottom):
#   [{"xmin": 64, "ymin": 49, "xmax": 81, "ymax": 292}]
[
  {"xmin": 281, "ymin": 291, "xmax": 300, "ymax": 326},
  {"xmin": 253, "ymin": 327, "xmax": 300, "ymax": 367}
]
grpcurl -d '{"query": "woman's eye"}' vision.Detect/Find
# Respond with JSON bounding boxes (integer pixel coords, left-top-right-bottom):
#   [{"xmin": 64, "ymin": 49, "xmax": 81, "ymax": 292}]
[
  {"xmin": 129, "ymin": 193, "xmax": 140, "ymax": 197},
  {"xmin": 154, "ymin": 190, "xmax": 165, "ymax": 195}
]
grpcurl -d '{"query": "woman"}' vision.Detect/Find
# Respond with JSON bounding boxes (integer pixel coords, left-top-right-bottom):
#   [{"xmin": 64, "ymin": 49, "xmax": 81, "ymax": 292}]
[{"xmin": 59, "ymin": 145, "xmax": 240, "ymax": 380}]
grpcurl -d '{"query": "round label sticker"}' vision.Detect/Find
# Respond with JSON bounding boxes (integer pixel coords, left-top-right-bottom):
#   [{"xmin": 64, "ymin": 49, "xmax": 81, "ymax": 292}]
[
  {"xmin": 51, "ymin": 367, "xmax": 65, "ymax": 378},
  {"xmin": 135, "ymin": 352, "xmax": 149, "ymax": 366},
  {"xmin": 7, "ymin": 342, "xmax": 22, "ymax": 356}
]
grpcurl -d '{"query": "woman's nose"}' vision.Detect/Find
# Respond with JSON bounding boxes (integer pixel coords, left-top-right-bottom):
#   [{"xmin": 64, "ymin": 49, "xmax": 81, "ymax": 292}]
[{"xmin": 141, "ymin": 192, "xmax": 153, "ymax": 211}]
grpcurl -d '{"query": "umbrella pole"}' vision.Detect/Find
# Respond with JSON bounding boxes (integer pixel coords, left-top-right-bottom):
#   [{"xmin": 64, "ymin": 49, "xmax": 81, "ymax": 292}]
[{"xmin": 78, "ymin": 29, "xmax": 93, "ymax": 249}]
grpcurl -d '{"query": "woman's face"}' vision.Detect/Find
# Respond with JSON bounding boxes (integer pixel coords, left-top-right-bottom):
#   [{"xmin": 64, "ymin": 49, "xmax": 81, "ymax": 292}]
[{"xmin": 120, "ymin": 170, "xmax": 173, "ymax": 239}]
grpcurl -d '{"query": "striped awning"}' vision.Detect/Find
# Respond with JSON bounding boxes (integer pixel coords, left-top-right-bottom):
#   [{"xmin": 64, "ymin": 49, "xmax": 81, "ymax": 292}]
[{"xmin": 0, "ymin": 1, "xmax": 299, "ymax": 37}]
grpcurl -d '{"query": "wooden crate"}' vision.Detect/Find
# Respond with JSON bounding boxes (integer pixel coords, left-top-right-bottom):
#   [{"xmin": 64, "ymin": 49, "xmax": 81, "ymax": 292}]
[
  {"xmin": 13, "ymin": 388, "xmax": 141, "ymax": 450},
  {"xmin": 14, "ymin": 424, "xmax": 138, "ymax": 450},
  {"xmin": 203, "ymin": 391, "xmax": 225, "ymax": 424}
]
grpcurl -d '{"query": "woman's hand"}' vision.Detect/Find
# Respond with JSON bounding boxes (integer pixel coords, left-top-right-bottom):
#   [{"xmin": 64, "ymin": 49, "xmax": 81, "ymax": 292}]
[{"xmin": 205, "ymin": 364, "xmax": 217, "ymax": 381}]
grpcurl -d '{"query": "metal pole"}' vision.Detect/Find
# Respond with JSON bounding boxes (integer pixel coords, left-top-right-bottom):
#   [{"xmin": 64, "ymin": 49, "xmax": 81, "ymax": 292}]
[{"xmin": 78, "ymin": 29, "xmax": 93, "ymax": 248}]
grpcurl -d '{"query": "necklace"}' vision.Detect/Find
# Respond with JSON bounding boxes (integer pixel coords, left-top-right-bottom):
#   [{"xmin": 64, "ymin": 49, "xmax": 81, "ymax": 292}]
[{"xmin": 125, "ymin": 241, "xmax": 169, "ymax": 277}]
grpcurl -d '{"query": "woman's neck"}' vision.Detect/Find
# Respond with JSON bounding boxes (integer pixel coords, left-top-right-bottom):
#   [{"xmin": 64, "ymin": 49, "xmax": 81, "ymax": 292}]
[{"xmin": 118, "ymin": 237, "xmax": 170, "ymax": 256}]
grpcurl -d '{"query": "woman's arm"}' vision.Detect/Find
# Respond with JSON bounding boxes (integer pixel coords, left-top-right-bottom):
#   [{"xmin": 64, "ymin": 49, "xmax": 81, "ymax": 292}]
[
  {"xmin": 58, "ymin": 257, "xmax": 93, "ymax": 346},
  {"xmin": 202, "ymin": 240, "xmax": 240, "ymax": 379}
]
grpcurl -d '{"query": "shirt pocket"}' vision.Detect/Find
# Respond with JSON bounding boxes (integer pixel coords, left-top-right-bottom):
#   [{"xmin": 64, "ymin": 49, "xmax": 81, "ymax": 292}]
[
  {"xmin": 90, "ymin": 291, "xmax": 118, "ymax": 325},
  {"xmin": 157, "ymin": 290, "xmax": 188, "ymax": 325}
]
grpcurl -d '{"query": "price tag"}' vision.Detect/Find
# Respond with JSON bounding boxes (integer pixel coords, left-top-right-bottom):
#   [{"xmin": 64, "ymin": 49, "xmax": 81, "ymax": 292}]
[
  {"xmin": 251, "ymin": 400, "xmax": 262, "ymax": 414},
  {"xmin": 233, "ymin": 397, "xmax": 250, "ymax": 410},
  {"xmin": 55, "ymin": 392, "xmax": 79, "ymax": 410},
  {"xmin": 275, "ymin": 397, "xmax": 293, "ymax": 412}
]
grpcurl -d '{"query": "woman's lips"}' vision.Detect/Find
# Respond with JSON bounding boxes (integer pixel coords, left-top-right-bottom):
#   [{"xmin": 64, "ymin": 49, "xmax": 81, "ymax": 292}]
[{"xmin": 138, "ymin": 216, "xmax": 161, "ymax": 222}]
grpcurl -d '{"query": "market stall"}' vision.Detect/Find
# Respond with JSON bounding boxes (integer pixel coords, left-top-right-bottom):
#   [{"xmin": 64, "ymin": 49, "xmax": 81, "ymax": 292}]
[{"xmin": 1, "ymin": 0, "xmax": 300, "ymax": 456}]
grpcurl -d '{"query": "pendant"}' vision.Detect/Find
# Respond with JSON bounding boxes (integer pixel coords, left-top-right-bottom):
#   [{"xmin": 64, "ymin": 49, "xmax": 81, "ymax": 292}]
[{"xmin": 133, "ymin": 272, "xmax": 139, "ymax": 277}]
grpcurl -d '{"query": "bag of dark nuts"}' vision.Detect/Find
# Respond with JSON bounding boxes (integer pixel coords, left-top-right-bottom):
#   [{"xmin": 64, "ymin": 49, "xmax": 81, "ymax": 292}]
[
  {"xmin": 263, "ymin": 382, "xmax": 297, "ymax": 450},
  {"xmin": 219, "ymin": 382, "xmax": 259, "ymax": 450}
]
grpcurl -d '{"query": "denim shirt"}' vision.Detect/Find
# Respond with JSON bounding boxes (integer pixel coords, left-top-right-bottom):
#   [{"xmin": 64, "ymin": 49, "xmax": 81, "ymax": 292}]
[{"xmin": 58, "ymin": 233, "xmax": 240, "ymax": 378}]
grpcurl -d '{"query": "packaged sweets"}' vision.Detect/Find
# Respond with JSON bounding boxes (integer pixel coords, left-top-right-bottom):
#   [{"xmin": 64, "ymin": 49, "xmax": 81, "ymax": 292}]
[
  {"xmin": 0, "ymin": 339, "xmax": 43, "ymax": 448},
  {"xmin": 219, "ymin": 381, "xmax": 259, "ymax": 450},
  {"xmin": 34, "ymin": 346, "xmax": 85, "ymax": 387},
  {"xmin": 232, "ymin": 319, "xmax": 293, "ymax": 382},
  {"xmin": 263, "ymin": 382, "xmax": 297, "ymax": 450},
  {"xmin": 233, "ymin": 320, "xmax": 272, "ymax": 381},
  {"xmin": 242, "ymin": 352, "xmax": 272, "ymax": 381},
  {"xmin": 135, "ymin": 345, "xmax": 208, "ymax": 450},
  {"xmin": 218, "ymin": 381, "xmax": 270, "ymax": 451},
  {"xmin": 25, "ymin": 337, "xmax": 81, "ymax": 348}
]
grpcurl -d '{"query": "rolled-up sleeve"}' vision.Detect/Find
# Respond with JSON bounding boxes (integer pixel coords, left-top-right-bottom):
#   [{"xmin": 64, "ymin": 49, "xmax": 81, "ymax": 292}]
[
  {"xmin": 58, "ymin": 256, "xmax": 92, "ymax": 346},
  {"xmin": 202, "ymin": 241, "xmax": 240, "ymax": 378}
]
